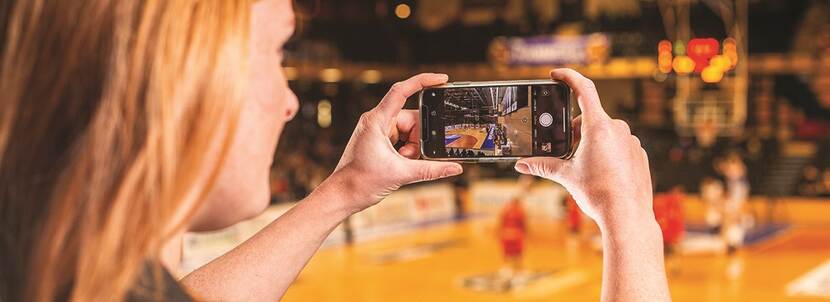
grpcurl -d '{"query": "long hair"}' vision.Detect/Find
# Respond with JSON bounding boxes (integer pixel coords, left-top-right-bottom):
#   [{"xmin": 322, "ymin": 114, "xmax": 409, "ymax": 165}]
[{"xmin": 0, "ymin": 0, "xmax": 251, "ymax": 301}]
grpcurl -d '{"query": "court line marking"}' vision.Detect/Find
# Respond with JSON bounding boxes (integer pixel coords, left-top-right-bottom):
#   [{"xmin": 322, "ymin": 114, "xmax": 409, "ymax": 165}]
[
  {"xmin": 512, "ymin": 270, "xmax": 590, "ymax": 299},
  {"xmin": 748, "ymin": 226, "xmax": 797, "ymax": 252},
  {"xmin": 787, "ymin": 258, "xmax": 830, "ymax": 298}
]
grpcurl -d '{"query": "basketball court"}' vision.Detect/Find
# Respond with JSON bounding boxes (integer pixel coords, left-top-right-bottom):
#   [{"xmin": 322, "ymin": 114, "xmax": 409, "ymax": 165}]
[
  {"xmin": 445, "ymin": 126, "xmax": 494, "ymax": 150},
  {"xmin": 278, "ymin": 199, "xmax": 830, "ymax": 302},
  {"xmin": 441, "ymin": 85, "xmax": 533, "ymax": 156},
  {"xmin": 183, "ymin": 182, "xmax": 830, "ymax": 302}
]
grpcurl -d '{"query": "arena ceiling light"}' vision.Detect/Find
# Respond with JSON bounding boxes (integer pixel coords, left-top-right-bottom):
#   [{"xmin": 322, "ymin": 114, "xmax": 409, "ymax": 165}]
[
  {"xmin": 395, "ymin": 4, "xmax": 411, "ymax": 19},
  {"xmin": 360, "ymin": 69, "xmax": 382, "ymax": 84},
  {"xmin": 283, "ymin": 66, "xmax": 298, "ymax": 81},
  {"xmin": 319, "ymin": 68, "xmax": 342, "ymax": 83}
]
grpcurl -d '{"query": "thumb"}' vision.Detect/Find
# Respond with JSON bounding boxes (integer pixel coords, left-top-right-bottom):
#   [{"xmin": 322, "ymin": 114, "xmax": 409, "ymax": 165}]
[
  {"xmin": 515, "ymin": 157, "xmax": 568, "ymax": 181},
  {"xmin": 404, "ymin": 160, "xmax": 463, "ymax": 183}
]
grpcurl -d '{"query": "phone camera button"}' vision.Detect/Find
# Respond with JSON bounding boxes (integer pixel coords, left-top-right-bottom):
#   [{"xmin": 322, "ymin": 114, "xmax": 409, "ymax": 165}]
[{"xmin": 540, "ymin": 112, "xmax": 553, "ymax": 127}]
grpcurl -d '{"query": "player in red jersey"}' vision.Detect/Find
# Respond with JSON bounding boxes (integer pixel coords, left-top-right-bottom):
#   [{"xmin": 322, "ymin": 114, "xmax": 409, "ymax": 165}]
[
  {"xmin": 654, "ymin": 186, "xmax": 685, "ymax": 252},
  {"xmin": 499, "ymin": 198, "xmax": 527, "ymax": 276},
  {"xmin": 565, "ymin": 194, "xmax": 582, "ymax": 235},
  {"xmin": 653, "ymin": 186, "xmax": 685, "ymax": 274}
]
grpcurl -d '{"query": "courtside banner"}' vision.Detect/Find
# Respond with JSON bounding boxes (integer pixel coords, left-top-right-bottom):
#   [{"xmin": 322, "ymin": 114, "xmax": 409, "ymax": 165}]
[{"xmin": 489, "ymin": 33, "xmax": 610, "ymax": 66}]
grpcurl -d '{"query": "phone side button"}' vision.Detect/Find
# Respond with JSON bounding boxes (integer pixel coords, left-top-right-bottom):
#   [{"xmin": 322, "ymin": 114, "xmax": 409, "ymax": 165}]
[
  {"xmin": 420, "ymin": 106, "xmax": 430, "ymax": 142},
  {"xmin": 563, "ymin": 107, "xmax": 567, "ymax": 132}
]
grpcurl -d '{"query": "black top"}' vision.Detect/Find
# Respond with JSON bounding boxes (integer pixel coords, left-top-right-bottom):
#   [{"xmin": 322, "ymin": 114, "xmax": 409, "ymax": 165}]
[{"xmin": 126, "ymin": 264, "xmax": 192, "ymax": 302}]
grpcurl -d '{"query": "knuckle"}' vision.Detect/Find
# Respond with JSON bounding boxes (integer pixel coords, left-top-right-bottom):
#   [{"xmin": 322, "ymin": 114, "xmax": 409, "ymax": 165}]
[
  {"xmin": 528, "ymin": 161, "xmax": 555, "ymax": 178},
  {"xmin": 357, "ymin": 112, "xmax": 376, "ymax": 129},
  {"xmin": 528, "ymin": 163, "xmax": 546, "ymax": 176},
  {"xmin": 613, "ymin": 119, "xmax": 631, "ymax": 132},
  {"xmin": 358, "ymin": 111, "xmax": 372, "ymax": 123},
  {"xmin": 612, "ymin": 119, "xmax": 627, "ymax": 127},
  {"xmin": 419, "ymin": 165, "xmax": 439, "ymax": 180},
  {"xmin": 632, "ymin": 138, "xmax": 642, "ymax": 149},
  {"xmin": 595, "ymin": 120, "xmax": 616, "ymax": 135},
  {"xmin": 389, "ymin": 82, "xmax": 406, "ymax": 95},
  {"xmin": 581, "ymin": 78, "xmax": 597, "ymax": 90}
]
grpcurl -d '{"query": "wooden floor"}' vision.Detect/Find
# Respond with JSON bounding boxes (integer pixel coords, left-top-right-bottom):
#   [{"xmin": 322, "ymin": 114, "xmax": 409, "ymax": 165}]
[
  {"xmin": 503, "ymin": 107, "xmax": 533, "ymax": 154},
  {"xmin": 282, "ymin": 198, "xmax": 830, "ymax": 302},
  {"xmin": 446, "ymin": 127, "xmax": 489, "ymax": 149}
]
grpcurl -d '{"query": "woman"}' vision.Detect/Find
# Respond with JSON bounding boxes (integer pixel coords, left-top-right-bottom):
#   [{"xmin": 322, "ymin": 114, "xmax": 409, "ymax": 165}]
[{"xmin": 0, "ymin": 0, "xmax": 669, "ymax": 301}]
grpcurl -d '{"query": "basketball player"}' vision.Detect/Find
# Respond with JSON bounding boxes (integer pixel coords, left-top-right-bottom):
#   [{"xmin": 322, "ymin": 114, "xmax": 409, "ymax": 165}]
[
  {"xmin": 700, "ymin": 176, "xmax": 725, "ymax": 233},
  {"xmin": 717, "ymin": 152, "xmax": 750, "ymax": 254},
  {"xmin": 565, "ymin": 194, "xmax": 582, "ymax": 235},
  {"xmin": 654, "ymin": 186, "xmax": 685, "ymax": 255},
  {"xmin": 499, "ymin": 198, "xmax": 527, "ymax": 278},
  {"xmin": 653, "ymin": 186, "xmax": 685, "ymax": 274}
]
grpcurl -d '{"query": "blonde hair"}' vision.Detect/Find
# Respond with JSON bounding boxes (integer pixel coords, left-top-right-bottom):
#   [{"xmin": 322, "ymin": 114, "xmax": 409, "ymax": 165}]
[{"xmin": 0, "ymin": 0, "xmax": 251, "ymax": 301}]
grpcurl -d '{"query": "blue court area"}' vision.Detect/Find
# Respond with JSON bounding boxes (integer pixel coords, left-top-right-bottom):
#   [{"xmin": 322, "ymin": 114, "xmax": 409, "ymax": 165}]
[
  {"xmin": 481, "ymin": 126, "xmax": 495, "ymax": 149},
  {"xmin": 444, "ymin": 134, "xmax": 461, "ymax": 146},
  {"xmin": 685, "ymin": 223, "xmax": 790, "ymax": 246}
]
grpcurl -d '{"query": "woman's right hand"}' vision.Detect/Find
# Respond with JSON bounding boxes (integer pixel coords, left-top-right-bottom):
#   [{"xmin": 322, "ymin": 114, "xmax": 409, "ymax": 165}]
[
  {"xmin": 322, "ymin": 73, "xmax": 463, "ymax": 216},
  {"xmin": 514, "ymin": 68, "xmax": 655, "ymax": 229}
]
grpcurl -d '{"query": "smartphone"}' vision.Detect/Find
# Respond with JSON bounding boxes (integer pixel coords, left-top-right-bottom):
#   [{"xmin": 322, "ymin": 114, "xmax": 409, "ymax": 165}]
[{"xmin": 419, "ymin": 80, "xmax": 573, "ymax": 162}]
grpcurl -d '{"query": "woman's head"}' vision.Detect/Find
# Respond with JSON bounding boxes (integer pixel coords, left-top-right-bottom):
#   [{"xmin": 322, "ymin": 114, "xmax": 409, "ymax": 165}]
[
  {"xmin": 0, "ymin": 0, "xmax": 296, "ymax": 300},
  {"xmin": 190, "ymin": 0, "xmax": 299, "ymax": 231}
]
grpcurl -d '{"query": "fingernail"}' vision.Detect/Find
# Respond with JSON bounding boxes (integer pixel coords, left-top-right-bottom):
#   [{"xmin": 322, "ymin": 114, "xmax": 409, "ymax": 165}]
[
  {"xmin": 444, "ymin": 165, "xmax": 462, "ymax": 176},
  {"xmin": 514, "ymin": 162, "xmax": 529, "ymax": 174},
  {"xmin": 437, "ymin": 73, "xmax": 449, "ymax": 80}
]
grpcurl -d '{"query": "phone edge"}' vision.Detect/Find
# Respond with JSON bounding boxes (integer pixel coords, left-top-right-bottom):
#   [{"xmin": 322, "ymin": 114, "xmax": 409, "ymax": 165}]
[{"xmin": 418, "ymin": 79, "xmax": 572, "ymax": 162}]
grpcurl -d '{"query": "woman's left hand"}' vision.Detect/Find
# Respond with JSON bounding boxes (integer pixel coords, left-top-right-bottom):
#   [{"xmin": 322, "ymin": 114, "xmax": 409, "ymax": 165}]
[{"xmin": 324, "ymin": 73, "xmax": 463, "ymax": 214}]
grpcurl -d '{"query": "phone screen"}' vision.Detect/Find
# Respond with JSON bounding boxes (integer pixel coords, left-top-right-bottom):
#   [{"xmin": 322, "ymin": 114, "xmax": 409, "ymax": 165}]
[{"xmin": 420, "ymin": 82, "xmax": 571, "ymax": 159}]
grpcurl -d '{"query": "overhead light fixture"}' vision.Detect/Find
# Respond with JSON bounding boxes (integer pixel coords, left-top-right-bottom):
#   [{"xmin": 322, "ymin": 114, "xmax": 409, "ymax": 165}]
[
  {"xmin": 701, "ymin": 66, "xmax": 724, "ymax": 83},
  {"xmin": 672, "ymin": 55, "xmax": 695, "ymax": 75},
  {"xmin": 319, "ymin": 68, "xmax": 342, "ymax": 83},
  {"xmin": 394, "ymin": 4, "xmax": 411, "ymax": 19},
  {"xmin": 317, "ymin": 99, "xmax": 332, "ymax": 128},
  {"xmin": 283, "ymin": 66, "xmax": 298, "ymax": 81},
  {"xmin": 360, "ymin": 69, "xmax": 382, "ymax": 84}
]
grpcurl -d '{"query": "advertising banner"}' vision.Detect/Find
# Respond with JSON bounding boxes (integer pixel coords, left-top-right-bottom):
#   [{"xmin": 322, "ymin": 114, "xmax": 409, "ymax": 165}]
[{"xmin": 490, "ymin": 33, "xmax": 610, "ymax": 66}]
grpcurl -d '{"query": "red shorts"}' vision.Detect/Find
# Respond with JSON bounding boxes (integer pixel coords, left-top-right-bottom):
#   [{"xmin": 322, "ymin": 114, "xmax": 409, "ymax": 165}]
[{"xmin": 501, "ymin": 239, "xmax": 524, "ymax": 257}]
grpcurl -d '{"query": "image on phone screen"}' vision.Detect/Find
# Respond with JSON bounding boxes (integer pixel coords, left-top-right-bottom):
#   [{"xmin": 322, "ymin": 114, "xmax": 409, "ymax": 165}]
[
  {"xmin": 421, "ymin": 82, "xmax": 571, "ymax": 159},
  {"xmin": 443, "ymin": 86, "xmax": 531, "ymax": 157}
]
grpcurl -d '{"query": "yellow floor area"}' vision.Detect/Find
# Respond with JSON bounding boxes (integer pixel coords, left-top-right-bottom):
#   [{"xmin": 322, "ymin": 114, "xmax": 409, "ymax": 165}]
[{"xmin": 282, "ymin": 198, "xmax": 830, "ymax": 302}]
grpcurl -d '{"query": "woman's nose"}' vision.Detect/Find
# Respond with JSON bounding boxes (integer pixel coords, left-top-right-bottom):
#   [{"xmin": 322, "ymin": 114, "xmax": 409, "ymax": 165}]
[{"xmin": 285, "ymin": 90, "xmax": 299, "ymax": 120}]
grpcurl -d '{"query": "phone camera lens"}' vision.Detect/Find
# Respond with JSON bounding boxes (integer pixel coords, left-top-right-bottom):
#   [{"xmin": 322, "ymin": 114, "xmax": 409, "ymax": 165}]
[
  {"xmin": 542, "ymin": 89, "xmax": 550, "ymax": 96},
  {"xmin": 431, "ymin": 110, "xmax": 437, "ymax": 117}
]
